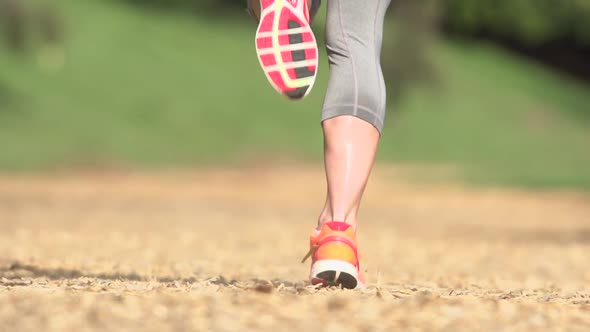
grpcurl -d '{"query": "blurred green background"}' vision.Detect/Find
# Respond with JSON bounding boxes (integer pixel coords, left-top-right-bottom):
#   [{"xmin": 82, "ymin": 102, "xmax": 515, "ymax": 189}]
[{"xmin": 1, "ymin": 0, "xmax": 589, "ymax": 189}]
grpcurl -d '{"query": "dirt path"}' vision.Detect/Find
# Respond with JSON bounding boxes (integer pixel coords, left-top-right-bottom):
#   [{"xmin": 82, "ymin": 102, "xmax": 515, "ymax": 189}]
[{"xmin": 1, "ymin": 165, "xmax": 590, "ymax": 331}]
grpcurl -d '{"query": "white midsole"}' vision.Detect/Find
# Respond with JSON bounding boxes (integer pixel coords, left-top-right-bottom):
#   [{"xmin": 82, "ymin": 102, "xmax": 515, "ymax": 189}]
[{"xmin": 311, "ymin": 259, "xmax": 359, "ymax": 281}]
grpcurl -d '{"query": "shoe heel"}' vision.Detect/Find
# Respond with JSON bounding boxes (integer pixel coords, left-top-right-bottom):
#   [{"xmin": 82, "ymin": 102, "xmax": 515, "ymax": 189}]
[{"xmin": 311, "ymin": 259, "xmax": 359, "ymax": 289}]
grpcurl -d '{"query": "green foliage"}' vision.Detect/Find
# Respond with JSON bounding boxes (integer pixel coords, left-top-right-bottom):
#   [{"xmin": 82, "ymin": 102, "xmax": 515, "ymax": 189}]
[
  {"xmin": 1, "ymin": 0, "xmax": 590, "ymax": 189},
  {"xmin": 118, "ymin": 0, "xmax": 590, "ymax": 47},
  {"xmin": 444, "ymin": 0, "xmax": 590, "ymax": 46}
]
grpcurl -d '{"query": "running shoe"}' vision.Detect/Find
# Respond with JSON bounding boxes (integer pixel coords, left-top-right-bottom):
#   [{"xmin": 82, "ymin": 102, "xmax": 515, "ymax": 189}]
[
  {"xmin": 248, "ymin": 0, "xmax": 320, "ymax": 100},
  {"xmin": 248, "ymin": 0, "xmax": 321, "ymax": 23},
  {"xmin": 302, "ymin": 221, "xmax": 364, "ymax": 289}
]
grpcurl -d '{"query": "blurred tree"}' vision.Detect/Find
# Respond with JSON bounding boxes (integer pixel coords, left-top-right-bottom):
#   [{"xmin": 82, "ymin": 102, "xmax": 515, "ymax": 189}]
[
  {"xmin": 443, "ymin": 0, "xmax": 590, "ymax": 46},
  {"xmin": 0, "ymin": 0, "xmax": 28, "ymax": 51},
  {"xmin": 117, "ymin": 0, "xmax": 590, "ymax": 50},
  {"xmin": 382, "ymin": 0, "xmax": 441, "ymax": 103},
  {"xmin": 442, "ymin": 0, "xmax": 590, "ymax": 79},
  {"xmin": 119, "ymin": 0, "xmax": 590, "ymax": 47},
  {"xmin": 0, "ymin": 0, "xmax": 63, "ymax": 52},
  {"xmin": 117, "ymin": 0, "xmax": 590, "ymax": 79}
]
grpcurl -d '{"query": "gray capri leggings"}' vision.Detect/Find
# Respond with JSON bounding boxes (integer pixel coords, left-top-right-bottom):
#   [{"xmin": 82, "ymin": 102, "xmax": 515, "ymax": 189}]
[{"xmin": 321, "ymin": 0, "xmax": 391, "ymax": 133}]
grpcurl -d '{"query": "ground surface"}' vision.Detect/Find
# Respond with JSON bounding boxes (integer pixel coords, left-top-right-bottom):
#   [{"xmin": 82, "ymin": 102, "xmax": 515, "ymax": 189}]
[{"xmin": 1, "ymin": 165, "xmax": 590, "ymax": 331}]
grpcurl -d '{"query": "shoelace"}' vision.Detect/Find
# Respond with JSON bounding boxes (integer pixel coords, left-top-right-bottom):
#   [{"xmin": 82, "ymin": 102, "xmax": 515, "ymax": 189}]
[{"xmin": 300, "ymin": 244, "xmax": 318, "ymax": 263}]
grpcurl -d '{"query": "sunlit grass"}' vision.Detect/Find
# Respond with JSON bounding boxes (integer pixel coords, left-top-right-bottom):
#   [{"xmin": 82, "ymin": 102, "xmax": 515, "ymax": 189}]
[{"xmin": 0, "ymin": 0, "xmax": 589, "ymax": 188}]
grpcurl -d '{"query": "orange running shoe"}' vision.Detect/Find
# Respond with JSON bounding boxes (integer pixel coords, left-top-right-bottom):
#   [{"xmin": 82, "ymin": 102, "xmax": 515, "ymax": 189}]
[{"xmin": 302, "ymin": 221, "xmax": 364, "ymax": 289}]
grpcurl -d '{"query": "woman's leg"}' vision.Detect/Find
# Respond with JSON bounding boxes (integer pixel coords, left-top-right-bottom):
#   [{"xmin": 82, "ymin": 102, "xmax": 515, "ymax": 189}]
[
  {"xmin": 318, "ymin": 116, "xmax": 380, "ymax": 228},
  {"xmin": 318, "ymin": 0, "xmax": 391, "ymax": 229},
  {"xmin": 306, "ymin": 0, "xmax": 391, "ymax": 289}
]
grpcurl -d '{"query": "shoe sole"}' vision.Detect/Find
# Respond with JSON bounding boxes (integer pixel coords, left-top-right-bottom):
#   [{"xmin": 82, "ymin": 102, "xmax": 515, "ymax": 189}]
[
  {"xmin": 311, "ymin": 259, "xmax": 359, "ymax": 289},
  {"xmin": 255, "ymin": 0, "xmax": 319, "ymax": 100}
]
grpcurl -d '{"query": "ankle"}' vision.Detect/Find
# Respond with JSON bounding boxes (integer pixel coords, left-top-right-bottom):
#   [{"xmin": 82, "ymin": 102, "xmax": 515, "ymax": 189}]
[{"xmin": 317, "ymin": 217, "xmax": 357, "ymax": 230}]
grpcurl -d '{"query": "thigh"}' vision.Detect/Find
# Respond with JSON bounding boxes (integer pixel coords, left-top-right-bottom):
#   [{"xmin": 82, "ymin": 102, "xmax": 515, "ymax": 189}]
[{"xmin": 322, "ymin": 0, "xmax": 392, "ymax": 132}]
